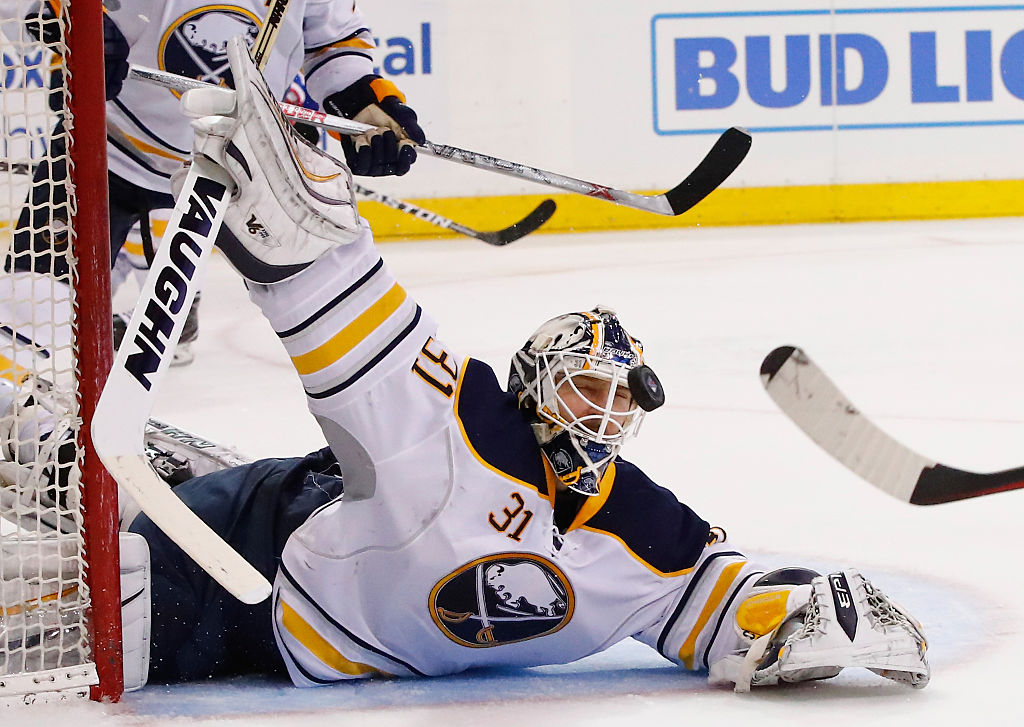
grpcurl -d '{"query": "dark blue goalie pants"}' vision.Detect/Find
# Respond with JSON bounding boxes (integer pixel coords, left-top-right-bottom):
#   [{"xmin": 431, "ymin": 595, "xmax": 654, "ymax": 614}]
[{"xmin": 128, "ymin": 447, "xmax": 344, "ymax": 683}]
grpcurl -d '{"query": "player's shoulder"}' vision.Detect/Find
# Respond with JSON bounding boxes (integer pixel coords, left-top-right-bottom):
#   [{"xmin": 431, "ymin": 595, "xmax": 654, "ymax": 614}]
[
  {"xmin": 581, "ymin": 459, "xmax": 711, "ymax": 575},
  {"xmin": 452, "ymin": 357, "xmax": 550, "ymax": 495}
]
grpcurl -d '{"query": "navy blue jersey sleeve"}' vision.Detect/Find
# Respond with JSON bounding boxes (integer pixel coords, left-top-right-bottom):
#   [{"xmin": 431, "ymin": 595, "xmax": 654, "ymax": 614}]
[{"xmin": 585, "ymin": 459, "xmax": 712, "ymax": 574}]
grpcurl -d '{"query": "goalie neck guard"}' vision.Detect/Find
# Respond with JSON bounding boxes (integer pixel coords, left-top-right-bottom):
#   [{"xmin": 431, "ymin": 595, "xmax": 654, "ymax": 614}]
[{"xmin": 508, "ymin": 306, "xmax": 664, "ymax": 496}]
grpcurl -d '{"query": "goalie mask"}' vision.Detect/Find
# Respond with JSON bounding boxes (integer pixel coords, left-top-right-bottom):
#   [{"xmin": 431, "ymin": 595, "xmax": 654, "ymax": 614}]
[{"xmin": 508, "ymin": 306, "xmax": 665, "ymax": 496}]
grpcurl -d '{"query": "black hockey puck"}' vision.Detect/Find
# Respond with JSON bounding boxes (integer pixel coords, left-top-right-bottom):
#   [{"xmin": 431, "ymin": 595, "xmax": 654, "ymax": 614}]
[{"xmin": 628, "ymin": 365, "xmax": 665, "ymax": 411}]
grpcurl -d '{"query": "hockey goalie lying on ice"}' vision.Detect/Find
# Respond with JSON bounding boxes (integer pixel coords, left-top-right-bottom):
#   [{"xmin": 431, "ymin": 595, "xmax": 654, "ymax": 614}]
[{"xmin": 0, "ymin": 38, "xmax": 929, "ymax": 693}]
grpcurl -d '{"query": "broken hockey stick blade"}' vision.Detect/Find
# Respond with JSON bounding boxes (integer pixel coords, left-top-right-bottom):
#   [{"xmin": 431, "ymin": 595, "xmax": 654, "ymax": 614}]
[
  {"xmin": 760, "ymin": 345, "xmax": 1024, "ymax": 506},
  {"xmin": 127, "ymin": 66, "xmax": 750, "ymax": 216},
  {"xmin": 354, "ymin": 183, "xmax": 556, "ymax": 245},
  {"xmin": 93, "ymin": 158, "xmax": 272, "ymax": 604}
]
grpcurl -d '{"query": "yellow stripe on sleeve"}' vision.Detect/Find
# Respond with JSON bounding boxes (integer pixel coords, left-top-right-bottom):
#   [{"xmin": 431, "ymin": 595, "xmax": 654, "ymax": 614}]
[
  {"xmin": 124, "ymin": 240, "xmax": 145, "ymax": 256},
  {"xmin": 280, "ymin": 600, "xmax": 386, "ymax": 677},
  {"xmin": 678, "ymin": 560, "xmax": 747, "ymax": 669},
  {"xmin": 119, "ymin": 134, "xmax": 187, "ymax": 162},
  {"xmin": 291, "ymin": 283, "xmax": 407, "ymax": 375}
]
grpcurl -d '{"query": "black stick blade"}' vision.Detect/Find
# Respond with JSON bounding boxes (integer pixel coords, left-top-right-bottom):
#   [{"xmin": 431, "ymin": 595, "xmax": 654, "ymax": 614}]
[
  {"xmin": 760, "ymin": 345, "xmax": 798, "ymax": 381},
  {"xmin": 477, "ymin": 198, "xmax": 557, "ymax": 246},
  {"xmin": 912, "ymin": 464, "xmax": 1024, "ymax": 505},
  {"xmin": 664, "ymin": 127, "xmax": 752, "ymax": 216}
]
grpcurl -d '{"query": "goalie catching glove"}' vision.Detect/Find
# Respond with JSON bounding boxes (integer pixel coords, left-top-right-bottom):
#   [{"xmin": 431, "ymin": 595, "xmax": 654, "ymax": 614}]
[
  {"xmin": 323, "ymin": 74, "xmax": 425, "ymax": 176},
  {"xmin": 174, "ymin": 36, "xmax": 363, "ymax": 284},
  {"xmin": 710, "ymin": 568, "xmax": 929, "ymax": 691}
]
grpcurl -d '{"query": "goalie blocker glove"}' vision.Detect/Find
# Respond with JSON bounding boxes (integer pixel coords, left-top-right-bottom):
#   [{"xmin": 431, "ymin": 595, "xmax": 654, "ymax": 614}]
[
  {"xmin": 323, "ymin": 75, "xmax": 425, "ymax": 176},
  {"xmin": 710, "ymin": 568, "xmax": 930, "ymax": 692}
]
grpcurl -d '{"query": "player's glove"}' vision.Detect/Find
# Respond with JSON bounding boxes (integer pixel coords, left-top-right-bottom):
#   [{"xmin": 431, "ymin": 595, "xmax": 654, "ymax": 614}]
[
  {"xmin": 322, "ymin": 75, "xmax": 425, "ymax": 177},
  {"xmin": 710, "ymin": 568, "xmax": 929, "ymax": 692},
  {"xmin": 25, "ymin": 7, "xmax": 129, "ymax": 102},
  {"xmin": 102, "ymin": 11, "xmax": 131, "ymax": 100}
]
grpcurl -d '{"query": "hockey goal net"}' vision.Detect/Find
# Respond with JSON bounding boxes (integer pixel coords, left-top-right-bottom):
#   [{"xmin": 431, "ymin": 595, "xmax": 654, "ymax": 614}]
[{"xmin": 0, "ymin": 0, "xmax": 121, "ymax": 703}]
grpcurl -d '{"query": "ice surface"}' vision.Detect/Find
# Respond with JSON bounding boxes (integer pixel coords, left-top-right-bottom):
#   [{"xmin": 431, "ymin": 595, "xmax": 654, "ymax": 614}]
[{"xmin": 14, "ymin": 217, "xmax": 1023, "ymax": 725}]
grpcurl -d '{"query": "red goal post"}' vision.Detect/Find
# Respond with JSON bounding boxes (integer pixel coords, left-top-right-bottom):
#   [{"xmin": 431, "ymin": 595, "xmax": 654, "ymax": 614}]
[{"xmin": 1, "ymin": 0, "xmax": 121, "ymax": 703}]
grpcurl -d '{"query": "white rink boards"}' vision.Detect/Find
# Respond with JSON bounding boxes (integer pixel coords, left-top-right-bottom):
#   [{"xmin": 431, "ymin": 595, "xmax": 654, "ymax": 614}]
[{"xmin": 14, "ymin": 218, "xmax": 1023, "ymax": 726}]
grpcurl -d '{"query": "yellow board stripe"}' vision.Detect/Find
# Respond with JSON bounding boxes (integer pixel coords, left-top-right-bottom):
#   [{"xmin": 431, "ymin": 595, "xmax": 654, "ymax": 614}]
[
  {"xmin": 280, "ymin": 600, "xmax": 384, "ymax": 677},
  {"xmin": 678, "ymin": 560, "xmax": 747, "ymax": 670},
  {"xmin": 290, "ymin": 283, "xmax": 407, "ymax": 376},
  {"xmin": 358, "ymin": 179, "xmax": 1024, "ymax": 242}
]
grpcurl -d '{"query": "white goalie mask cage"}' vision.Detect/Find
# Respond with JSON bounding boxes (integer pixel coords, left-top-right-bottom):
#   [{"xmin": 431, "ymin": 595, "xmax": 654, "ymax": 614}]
[{"xmin": 509, "ymin": 307, "xmax": 664, "ymax": 492}]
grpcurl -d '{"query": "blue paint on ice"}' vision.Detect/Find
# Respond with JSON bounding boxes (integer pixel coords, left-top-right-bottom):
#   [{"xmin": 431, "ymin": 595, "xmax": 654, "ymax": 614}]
[{"xmin": 120, "ymin": 559, "xmax": 983, "ymax": 719}]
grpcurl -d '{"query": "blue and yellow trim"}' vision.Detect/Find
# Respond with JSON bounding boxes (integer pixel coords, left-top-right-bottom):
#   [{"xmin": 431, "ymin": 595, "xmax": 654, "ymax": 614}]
[
  {"xmin": 577, "ymin": 521, "xmax": 699, "ymax": 579},
  {"xmin": 279, "ymin": 599, "xmax": 388, "ymax": 677},
  {"xmin": 452, "ymin": 360, "xmax": 552, "ymax": 497},
  {"xmin": 677, "ymin": 560, "xmax": 747, "ymax": 670},
  {"xmin": 360, "ymin": 179, "xmax": 1024, "ymax": 242},
  {"xmin": 290, "ymin": 283, "xmax": 408, "ymax": 376}
]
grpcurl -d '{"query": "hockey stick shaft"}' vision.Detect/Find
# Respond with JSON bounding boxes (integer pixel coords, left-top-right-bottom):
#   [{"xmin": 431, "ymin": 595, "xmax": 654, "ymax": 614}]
[
  {"xmin": 760, "ymin": 345, "xmax": 1024, "ymax": 505},
  {"xmin": 251, "ymin": 0, "xmax": 290, "ymax": 70},
  {"xmin": 353, "ymin": 183, "xmax": 556, "ymax": 245},
  {"xmin": 127, "ymin": 65, "xmax": 750, "ymax": 216}
]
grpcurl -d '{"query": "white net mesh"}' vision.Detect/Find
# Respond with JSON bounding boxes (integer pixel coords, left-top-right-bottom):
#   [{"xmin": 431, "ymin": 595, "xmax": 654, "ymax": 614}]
[{"xmin": 1, "ymin": 0, "xmax": 97, "ymax": 700}]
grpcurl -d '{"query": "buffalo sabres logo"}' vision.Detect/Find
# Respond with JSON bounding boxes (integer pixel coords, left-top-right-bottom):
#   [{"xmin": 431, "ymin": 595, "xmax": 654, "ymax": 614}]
[
  {"xmin": 429, "ymin": 553, "xmax": 574, "ymax": 648},
  {"xmin": 158, "ymin": 7, "xmax": 261, "ymax": 94}
]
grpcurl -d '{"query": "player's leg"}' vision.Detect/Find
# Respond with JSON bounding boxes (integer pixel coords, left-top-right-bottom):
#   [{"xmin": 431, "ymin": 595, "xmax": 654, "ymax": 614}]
[
  {"xmin": 126, "ymin": 448, "xmax": 343, "ymax": 682},
  {"xmin": 7, "ymin": 119, "xmax": 70, "ymax": 277}
]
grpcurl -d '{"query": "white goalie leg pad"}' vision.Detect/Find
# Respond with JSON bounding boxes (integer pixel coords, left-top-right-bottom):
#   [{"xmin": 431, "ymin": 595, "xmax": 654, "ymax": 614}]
[
  {"xmin": 712, "ymin": 568, "xmax": 929, "ymax": 691},
  {"xmin": 0, "ymin": 533, "xmax": 150, "ymax": 691},
  {"xmin": 119, "ymin": 531, "xmax": 151, "ymax": 692},
  {"xmin": 177, "ymin": 36, "xmax": 363, "ymax": 284}
]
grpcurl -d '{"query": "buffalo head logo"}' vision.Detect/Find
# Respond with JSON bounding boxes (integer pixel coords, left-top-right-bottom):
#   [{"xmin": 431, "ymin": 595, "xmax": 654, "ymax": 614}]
[{"xmin": 430, "ymin": 553, "xmax": 574, "ymax": 648}]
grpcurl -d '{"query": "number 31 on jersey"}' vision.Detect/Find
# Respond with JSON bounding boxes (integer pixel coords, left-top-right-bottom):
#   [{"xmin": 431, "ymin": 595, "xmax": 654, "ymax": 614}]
[{"xmin": 412, "ymin": 337, "xmax": 458, "ymax": 397}]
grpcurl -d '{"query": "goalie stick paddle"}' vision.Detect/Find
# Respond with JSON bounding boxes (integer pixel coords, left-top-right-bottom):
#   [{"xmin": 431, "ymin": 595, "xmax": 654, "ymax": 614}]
[
  {"xmin": 353, "ymin": 183, "xmax": 556, "ymax": 245},
  {"xmin": 127, "ymin": 66, "xmax": 751, "ymax": 216},
  {"xmin": 92, "ymin": 158, "xmax": 270, "ymax": 603},
  {"xmin": 760, "ymin": 345, "xmax": 1024, "ymax": 505},
  {"xmin": 93, "ymin": 3, "xmax": 293, "ymax": 605}
]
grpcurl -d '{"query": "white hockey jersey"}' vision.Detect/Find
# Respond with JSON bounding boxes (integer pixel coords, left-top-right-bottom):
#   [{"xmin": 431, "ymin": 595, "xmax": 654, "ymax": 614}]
[
  {"xmin": 106, "ymin": 1, "xmax": 377, "ymax": 193},
  {"xmin": 246, "ymin": 230, "xmax": 766, "ymax": 685}
]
